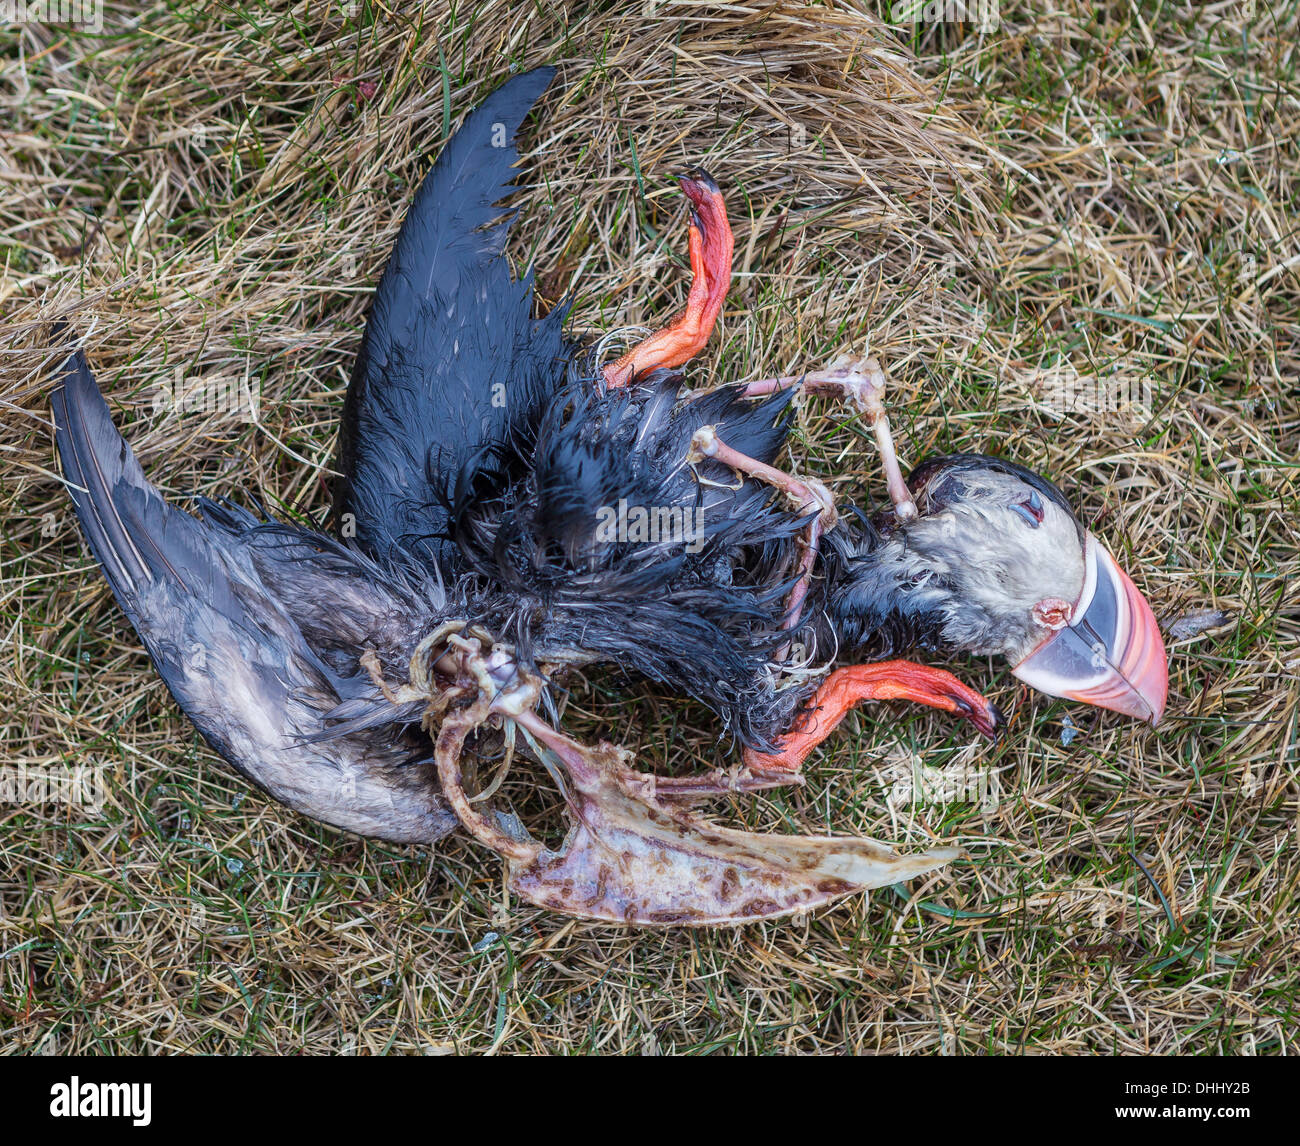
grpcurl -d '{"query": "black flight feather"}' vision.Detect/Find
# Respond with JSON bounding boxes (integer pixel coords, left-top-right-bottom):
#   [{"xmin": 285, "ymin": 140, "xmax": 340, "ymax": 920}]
[{"xmin": 335, "ymin": 66, "xmax": 574, "ymax": 570}]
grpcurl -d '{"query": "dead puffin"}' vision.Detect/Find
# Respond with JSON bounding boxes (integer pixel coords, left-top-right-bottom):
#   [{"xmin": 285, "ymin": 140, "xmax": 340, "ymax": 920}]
[{"xmin": 51, "ymin": 67, "xmax": 1167, "ymax": 925}]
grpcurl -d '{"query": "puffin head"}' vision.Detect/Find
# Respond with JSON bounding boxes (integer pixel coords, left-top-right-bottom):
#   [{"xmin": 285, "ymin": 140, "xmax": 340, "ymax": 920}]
[{"xmin": 827, "ymin": 453, "xmax": 1168, "ymax": 724}]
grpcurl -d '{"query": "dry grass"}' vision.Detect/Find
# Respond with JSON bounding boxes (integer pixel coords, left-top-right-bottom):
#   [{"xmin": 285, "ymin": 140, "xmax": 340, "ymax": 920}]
[{"xmin": 1, "ymin": 0, "xmax": 1297, "ymax": 1054}]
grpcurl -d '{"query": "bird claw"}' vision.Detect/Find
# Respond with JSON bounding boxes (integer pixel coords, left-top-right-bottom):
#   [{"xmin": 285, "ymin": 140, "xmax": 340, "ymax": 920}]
[
  {"xmin": 743, "ymin": 661, "xmax": 1004, "ymax": 776},
  {"xmin": 602, "ymin": 166, "xmax": 733, "ymax": 389}
]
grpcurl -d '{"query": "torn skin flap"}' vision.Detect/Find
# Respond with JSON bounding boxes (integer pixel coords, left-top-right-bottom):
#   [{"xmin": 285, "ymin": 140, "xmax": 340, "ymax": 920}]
[{"xmin": 506, "ymin": 742, "xmax": 963, "ymax": 927}]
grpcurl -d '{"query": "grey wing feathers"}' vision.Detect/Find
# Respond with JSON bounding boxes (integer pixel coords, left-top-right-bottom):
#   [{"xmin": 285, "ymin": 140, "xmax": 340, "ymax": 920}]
[{"xmin": 52, "ymin": 350, "xmax": 457, "ymax": 844}]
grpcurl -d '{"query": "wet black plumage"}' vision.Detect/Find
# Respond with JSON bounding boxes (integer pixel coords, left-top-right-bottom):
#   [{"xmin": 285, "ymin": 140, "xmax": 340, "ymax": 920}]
[
  {"xmin": 50, "ymin": 69, "xmax": 814, "ymax": 851},
  {"xmin": 440, "ymin": 370, "xmax": 809, "ymax": 745},
  {"xmin": 330, "ymin": 67, "xmax": 810, "ymax": 746},
  {"xmin": 334, "ymin": 67, "xmax": 574, "ymax": 570}
]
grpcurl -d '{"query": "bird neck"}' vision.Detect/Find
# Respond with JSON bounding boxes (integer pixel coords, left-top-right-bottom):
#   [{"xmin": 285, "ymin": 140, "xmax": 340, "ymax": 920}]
[{"xmin": 823, "ymin": 523, "xmax": 955, "ymax": 660}]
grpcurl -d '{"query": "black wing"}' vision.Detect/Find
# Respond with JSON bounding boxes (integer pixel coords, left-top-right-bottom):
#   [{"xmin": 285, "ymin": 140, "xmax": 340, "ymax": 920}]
[
  {"xmin": 335, "ymin": 66, "xmax": 574, "ymax": 569},
  {"xmin": 53, "ymin": 350, "xmax": 458, "ymax": 844}
]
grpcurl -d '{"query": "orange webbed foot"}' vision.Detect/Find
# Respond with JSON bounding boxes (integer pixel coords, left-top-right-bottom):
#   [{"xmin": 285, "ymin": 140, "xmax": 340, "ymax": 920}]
[
  {"xmin": 603, "ymin": 169, "xmax": 734, "ymax": 389},
  {"xmin": 744, "ymin": 661, "xmax": 1003, "ymax": 775}
]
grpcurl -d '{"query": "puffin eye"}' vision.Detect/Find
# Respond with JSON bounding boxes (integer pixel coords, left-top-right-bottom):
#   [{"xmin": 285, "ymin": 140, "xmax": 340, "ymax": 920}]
[{"xmin": 1012, "ymin": 491, "xmax": 1044, "ymax": 527}]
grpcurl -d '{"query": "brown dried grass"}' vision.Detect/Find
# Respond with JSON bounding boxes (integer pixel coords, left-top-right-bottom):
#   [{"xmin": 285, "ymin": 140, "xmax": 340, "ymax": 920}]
[{"xmin": 1, "ymin": 1, "xmax": 1296, "ymax": 1054}]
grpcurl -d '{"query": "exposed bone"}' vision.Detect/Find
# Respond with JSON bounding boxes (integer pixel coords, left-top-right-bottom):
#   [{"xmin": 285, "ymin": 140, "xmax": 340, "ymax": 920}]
[
  {"xmin": 688, "ymin": 425, "xmax": 835, "ymax": 526},
  {"xmin": 682, "ymin": 356, "xmax": 919, "ymax": 652},
  {"xmin": 742, "ymin": 356, "xmax": 919, "ymax": 521},
  {"xmin": 646, "ymin": 767, "xmax": 804, "ymax": 801},
  {"xmin": 469, "ymin": 720, "xmax": 517, "ymax": 804},
  {"xmin": 688, "ymin": 424, "xmax": 834, "ymax": 649},
  {"xmin": 506, "ymin": 708, "xmax": 962, "ymax": 926},
  {"xmin": 413, "ymin": 623, "xmax": 966, "ymax": 927},
  {"xmin": 360, "ymin": 649, "xmax": 424, "ymax": 706},
  {"xmin": 435, "ymin": 697, "xmax": 540, "ymax": 864}
]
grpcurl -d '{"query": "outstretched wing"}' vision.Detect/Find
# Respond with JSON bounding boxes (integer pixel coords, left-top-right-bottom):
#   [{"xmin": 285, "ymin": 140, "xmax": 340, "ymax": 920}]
[
  {"xmin": 53, "ymin": 349, "xmax": 458, "ymax": 844},
  {"xmin": 335, "ymin": 66, "xmax": 574, "ymax": 568}
]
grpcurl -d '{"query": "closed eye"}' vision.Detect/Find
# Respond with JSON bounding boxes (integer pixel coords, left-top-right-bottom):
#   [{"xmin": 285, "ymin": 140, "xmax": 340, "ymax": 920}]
[{"xmin": 1011, "ymin": 491, "xmax": 1044, "ymax": 527}]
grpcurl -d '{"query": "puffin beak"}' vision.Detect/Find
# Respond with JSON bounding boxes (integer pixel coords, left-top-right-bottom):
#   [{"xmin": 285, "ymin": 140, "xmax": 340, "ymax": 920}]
[{"xmin": 1012, "ymin": 535, "xmax": 1168, "ymax": 724}]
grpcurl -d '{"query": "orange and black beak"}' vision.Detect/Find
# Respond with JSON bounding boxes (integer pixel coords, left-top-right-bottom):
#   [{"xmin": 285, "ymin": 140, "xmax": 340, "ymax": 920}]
[{"xmin": 1012, "ymin": 535, "xmax": 1167, "ymax": 724}]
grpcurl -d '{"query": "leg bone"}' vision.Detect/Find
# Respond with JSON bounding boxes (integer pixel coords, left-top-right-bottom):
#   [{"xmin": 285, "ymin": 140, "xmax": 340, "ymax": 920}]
[
  {"xmin": 742, "ymin": 356, "xmax": 918, "ymax": 521},
  {"xmin": 688, "ymin": 424, "xmax": 833, "ymax": 640}
]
